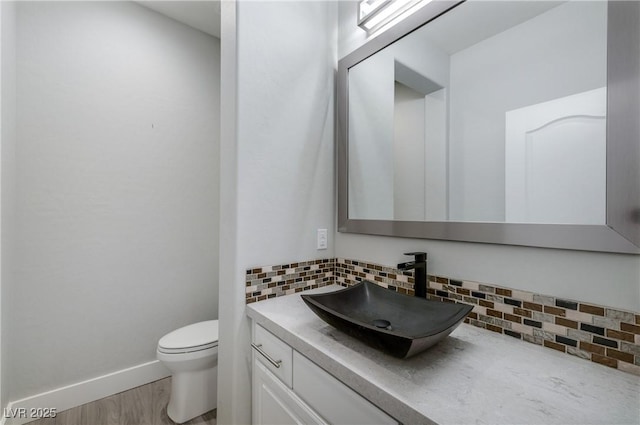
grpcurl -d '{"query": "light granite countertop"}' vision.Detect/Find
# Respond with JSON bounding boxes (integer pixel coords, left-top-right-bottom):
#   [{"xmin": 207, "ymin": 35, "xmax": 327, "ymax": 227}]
[{"xmin": 246, "ymin": 285, "xmax": 640, "ymax": 425}]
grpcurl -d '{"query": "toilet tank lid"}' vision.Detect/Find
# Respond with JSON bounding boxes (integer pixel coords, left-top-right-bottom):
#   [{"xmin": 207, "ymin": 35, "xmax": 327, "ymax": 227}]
[{"xmin": 159, "ymin": 320, "xmax": 219, "ymax": 350}]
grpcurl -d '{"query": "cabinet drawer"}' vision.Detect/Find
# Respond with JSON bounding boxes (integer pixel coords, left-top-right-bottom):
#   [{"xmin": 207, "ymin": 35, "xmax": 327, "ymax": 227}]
[
  {"xmin": 293, "ymin": 352, "xmax": 397, "ymax": 425},
  {"xmin": 253, "ymin": 324, "xmax": 293, "ymax": 388}
]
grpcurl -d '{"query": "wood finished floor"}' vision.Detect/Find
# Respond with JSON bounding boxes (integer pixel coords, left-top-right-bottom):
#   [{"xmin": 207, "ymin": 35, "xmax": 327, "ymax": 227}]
[{"xmin": 27, "ymin": 378, "xmax": 216, "ymax": 425}]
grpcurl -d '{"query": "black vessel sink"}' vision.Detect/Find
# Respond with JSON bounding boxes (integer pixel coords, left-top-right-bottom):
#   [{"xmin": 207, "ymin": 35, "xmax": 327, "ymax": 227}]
[{"xmin": 301, "ymin": 281, "xmax": 473, "ymax": 358}]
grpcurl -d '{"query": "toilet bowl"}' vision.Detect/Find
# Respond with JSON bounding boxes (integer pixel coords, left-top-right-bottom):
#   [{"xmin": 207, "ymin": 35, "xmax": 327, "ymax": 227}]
[{"xmin": 157, "ymin": 320, "xmax": 219, "ymax": 424}]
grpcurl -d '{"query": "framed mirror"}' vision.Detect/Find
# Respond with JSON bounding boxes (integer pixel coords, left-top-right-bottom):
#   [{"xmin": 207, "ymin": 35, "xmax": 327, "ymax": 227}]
[{"xmin": 337, "ymin": 0, "xmax": 640, "ymax": 253}]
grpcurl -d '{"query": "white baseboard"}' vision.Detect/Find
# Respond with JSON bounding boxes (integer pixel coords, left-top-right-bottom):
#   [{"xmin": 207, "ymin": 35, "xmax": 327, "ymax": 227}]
[{"xmin": 2, "ymin": 360, "xmax": 170, "ymax": 425}]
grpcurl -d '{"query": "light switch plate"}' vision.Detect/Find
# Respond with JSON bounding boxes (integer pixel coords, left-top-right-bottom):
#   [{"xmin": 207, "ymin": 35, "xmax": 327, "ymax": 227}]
[{"xmin": 317, "ymin": 229, "xmax": 328, "ymax": 250}]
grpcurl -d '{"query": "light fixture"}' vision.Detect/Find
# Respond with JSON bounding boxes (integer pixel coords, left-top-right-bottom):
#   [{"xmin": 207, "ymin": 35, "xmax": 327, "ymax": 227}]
[{"xmin": 357, "ymin": 0, "xmax": 432, "ymax": 34}]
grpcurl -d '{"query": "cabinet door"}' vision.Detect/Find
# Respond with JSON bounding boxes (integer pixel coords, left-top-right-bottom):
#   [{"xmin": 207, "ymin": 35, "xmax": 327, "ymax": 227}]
[
  {"xmin": 253, "ymin": 357, "xmax": 326, "ymax": 425},
  {"xmin": 293, "ymin": 352, "xmax": 398, "ymax": 425}
]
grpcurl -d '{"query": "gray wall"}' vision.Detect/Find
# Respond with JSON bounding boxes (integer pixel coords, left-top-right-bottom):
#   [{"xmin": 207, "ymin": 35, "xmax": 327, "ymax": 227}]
[
  {"xmin": 6, "ymin": 1, "xmax": 220, "ymax": 401},
  {"xmin": 337, "ymin": 0, "xmax": 640, "ymax": 312},
  {"xmin": 217, "ymin": 1, "xmax": 336, "ymax": 423}
]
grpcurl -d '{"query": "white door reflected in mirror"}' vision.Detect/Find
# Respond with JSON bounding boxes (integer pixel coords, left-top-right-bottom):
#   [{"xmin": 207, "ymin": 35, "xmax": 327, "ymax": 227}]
[
  {"xmin": 347, "ymin": 0, "xmax": 608, "ymax": 225},
  {"xmin": 505, "ymin": 88, "xmax": 606, "ymax": 225}
]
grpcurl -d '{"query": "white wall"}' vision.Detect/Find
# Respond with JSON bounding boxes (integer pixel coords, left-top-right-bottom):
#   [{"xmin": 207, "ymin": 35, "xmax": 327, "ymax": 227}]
[
  {"xmin": 1, "ymin": 0, "xmax": 18, "ymax": 411},
  {"xmin": 348, "ymin": 50, "xmax": 394, "ymax": 219},
  {"xmin": 337, "ymin": 1, "xmax": 640, "ymax": 312},
  {"xmin": 217, "ymin": 1, "xmax": 336, "ymax": 423},
  {"xmin": 7, "ymin": 1, "xmax": 219, "ymax": 401},
  {"xmin": 393, "ymin": 84, "xmax": 447, "ymax": 221},
  {"xmin": 393, "ymin": 82, "xmax": 425, "ymax": 220},
  {"xmin": 348, "ymin": 25, "xmax": 449, "ymax": 220},
  {"xmin": 423, "ymin": 88, "xmax": 447, "ymax": 220}
]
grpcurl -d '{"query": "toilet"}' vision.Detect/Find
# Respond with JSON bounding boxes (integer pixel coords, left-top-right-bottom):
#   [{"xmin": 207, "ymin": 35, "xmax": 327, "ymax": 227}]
[{"xmin": 157, "ymin": 320, "xmax": 219, "ymax": 424}]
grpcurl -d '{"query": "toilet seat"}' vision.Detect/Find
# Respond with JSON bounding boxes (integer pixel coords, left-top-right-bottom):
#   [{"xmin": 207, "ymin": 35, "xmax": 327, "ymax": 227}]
[
  {"xmin": 157, "ymin": 341, "xmax": 218, "ymax": 355},
  {"xmin": 158, "ymin": 320, "xmax": 219, "ymax": 355}
]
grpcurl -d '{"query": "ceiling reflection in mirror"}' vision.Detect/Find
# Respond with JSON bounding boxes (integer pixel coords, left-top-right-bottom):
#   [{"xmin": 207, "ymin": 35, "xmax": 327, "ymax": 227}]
[{"xmin": 348, "ymin": 0, "xmax": 607, "ymax": 224}]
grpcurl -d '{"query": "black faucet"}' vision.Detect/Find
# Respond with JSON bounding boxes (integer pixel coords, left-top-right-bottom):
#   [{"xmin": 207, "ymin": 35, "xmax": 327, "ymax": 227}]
[{"xmin": 397, "ymin": 252, "xmax": 428, "ymax": 298}]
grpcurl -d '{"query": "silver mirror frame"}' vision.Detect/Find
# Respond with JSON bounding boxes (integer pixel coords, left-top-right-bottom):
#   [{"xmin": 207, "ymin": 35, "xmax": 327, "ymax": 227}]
[{"xmin": 338, "ymin": 0, "xmax": 640, "ymax": 254}]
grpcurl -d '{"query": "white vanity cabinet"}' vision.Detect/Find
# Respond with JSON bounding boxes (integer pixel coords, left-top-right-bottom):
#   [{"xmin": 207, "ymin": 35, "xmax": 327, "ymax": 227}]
[{"xmin": 251, "ymin": 323, "xmax": 398, "ymax": 425}]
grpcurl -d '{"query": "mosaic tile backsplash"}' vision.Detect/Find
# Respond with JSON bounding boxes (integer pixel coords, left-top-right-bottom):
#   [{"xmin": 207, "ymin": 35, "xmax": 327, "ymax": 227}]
[
  {"xmin": 246, "ymin": 257, "xmax": 640, "ymax": 376},
  {"xmin": 245, "ymin": 259, "xmax": 334, "ymax": 303}
]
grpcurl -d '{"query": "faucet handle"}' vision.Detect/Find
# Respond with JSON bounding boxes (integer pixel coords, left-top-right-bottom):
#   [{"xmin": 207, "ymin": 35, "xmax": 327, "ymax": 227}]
[{"xmin": 404, "ymin": 252, "xmax": 427, "ymax": 261}]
